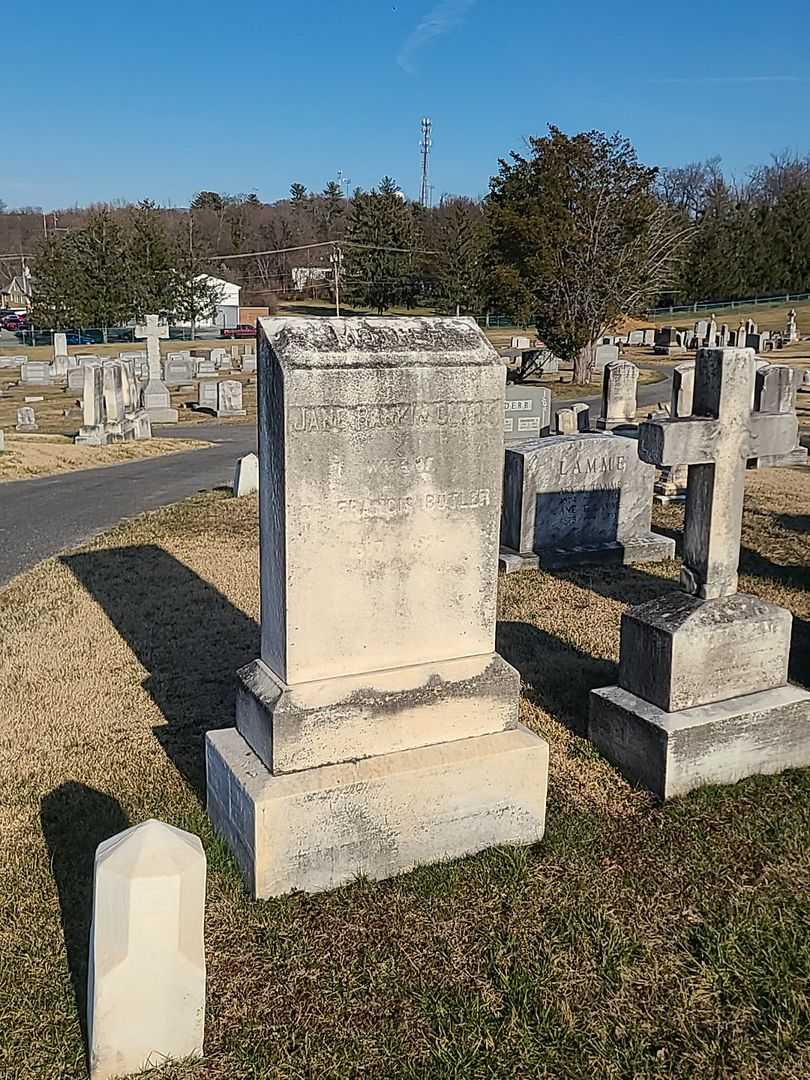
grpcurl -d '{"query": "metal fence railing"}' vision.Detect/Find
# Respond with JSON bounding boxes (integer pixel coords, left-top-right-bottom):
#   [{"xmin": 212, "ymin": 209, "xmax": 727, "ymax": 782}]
[
  {"xmin": 646, "ymin": 292, "xmax": 810, "ymax": 317},
  {"xmin": 1, "ymin": 325, "xmax": 229, "ymax": 348}
]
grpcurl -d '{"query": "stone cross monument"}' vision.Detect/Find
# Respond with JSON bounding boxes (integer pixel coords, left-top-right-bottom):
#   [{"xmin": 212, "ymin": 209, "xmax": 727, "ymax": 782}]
[
  {"xmin": 206, "ymin": 316, "xmax": 549, "ymax": 897},
  {"xmin": 134, "ymin": 314, "xmax": 177, "ymax": 423},
  {"xmin": 589, "ymin": 347, "xmax": 810, "ymax": 799}
]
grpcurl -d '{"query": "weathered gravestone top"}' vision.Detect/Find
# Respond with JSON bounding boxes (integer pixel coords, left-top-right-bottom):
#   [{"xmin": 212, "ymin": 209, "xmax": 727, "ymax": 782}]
[
  {"xmin": 135, "ymin": 315, "xmax": 177, "ymax": 423},
  {"xmin": 16, "ymin": 406, "xmax": 37, "ymax": 432},
  {"xmin": 206, "ymin": 316, "xmax": 549, "ymax": 898},
  {"xmin": 499, "ymin": 432, "xmax": 675, "ymax": 572}
]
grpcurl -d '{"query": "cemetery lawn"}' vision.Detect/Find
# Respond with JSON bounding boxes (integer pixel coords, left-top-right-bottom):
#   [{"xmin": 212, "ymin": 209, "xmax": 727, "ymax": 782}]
[
  {"xmin": 0, "ymin": 434, "xmax": 211, "ymax": 482},
  {"xmin": 1, "ymin": 470, "xmax": 808, "ymax": 1079}
]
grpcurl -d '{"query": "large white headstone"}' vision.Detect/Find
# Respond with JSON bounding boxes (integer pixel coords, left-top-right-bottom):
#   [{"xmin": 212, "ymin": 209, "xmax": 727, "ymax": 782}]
[
  {"xmin": 87, "ymin": 819, "xmax": 206, "ymax": 1080},
  {"xmin": 206, "ymin": 316, "xmax": 549, "ymax": 897}
]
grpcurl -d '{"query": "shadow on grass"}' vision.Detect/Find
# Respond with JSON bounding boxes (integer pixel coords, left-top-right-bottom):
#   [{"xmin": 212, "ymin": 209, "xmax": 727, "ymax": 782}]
[
  {"xmin": 547, "ymin": 560, "xmax": 677, "ymax": 607},
  {"xmin": 497, "ymin": 621, "xmax": 614, "ymax": 736},
  {"xmin": 40, "ymin": 782, "xmax": 129, "ymax": 1045},
  {"xmin": 62, "ymin": 545, "xmax": 259, "ymax": 798}
]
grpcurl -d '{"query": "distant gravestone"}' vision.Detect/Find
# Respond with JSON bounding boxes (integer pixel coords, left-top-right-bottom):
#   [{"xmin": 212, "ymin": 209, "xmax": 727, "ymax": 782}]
[
  {"xmin": 87, "ymin": 820, "xmax": 205, "ymax": 1080},
  {"xmin": 164, "ymin": 355, "xmax": 195, "ymax": 386},
  {"xmin": 504, "ymin": 384, "xmax": 551, "ymax": 441},
  {"xmin": 593, "ymin": 343, "xmax": 619, "ymax": 371},
  {"xmin": 21, "ymin": 360, "xmax": 52, "ymax": 385},
  {"xmin": 233, "ymin": 452, "xmax": 259, "ymax": 496},
  {"xmin": 748, "ymin": 364, "xmax": 808, "ymax": 468},
  {"xmin": 206, "ymin": 315, "xmax": 549, "ymax": 898},
  {"xmin": 0, "ymin": 354, "xmax": 25, "ymax": 369},
  {"xmin": 654, "ymin": 361, "xmax": 694, "ymax": 502},
  {"xmin": 197, "ymin": 380, "xmax": 218, "ymax": 412},
  {"xmin": 16, "ymin": 406, "xmax": 37, "ymax": 432},
  {"xmin": 654, "ymin": 327, "xmax": 686, "ymax": 356},
  {"xmin": 75, "ymin": 364, "xmax": 107, "ymax": 445},
  {"xmin": 511, "ymin": 335, "xmax": 531, "ymax": 349},
  {"xmin": 499, "ymin": 432, "xmax": 675, "ymax": 571},
  {"xmin": 555, "ymin": 407, "xmax": 577, "ymax": 434},
  {"xmin": 195, "ymin": 357, "xmax": 217, "ymax": 376},
  {"xmin": 217, "ymin": 379, "xmax": 246, "ymax": 416},
  {"xmin": 241, "ymin": 354, "xmax": 257, "ymax": 374},
  {"xmin": 598, "ymin": 359, "xmax": 639, "ymax": 430},
  {"xmin": 67, "ymin": 367, "xmax": 85, "ymax": 391},
  {"xmin": 53, "ymin": 332, "xmax": 67, "ymax": 357},
  {"xmin": 572, "ymin": 402, "xmax": 590, "ymax": 432},
  {"xmin": 0, "ymin": 429, "xmax": 4, "ymax": 452},
  {"xmin": 210, "ymin": 347, "xmax": 230, "ymax": 370}
]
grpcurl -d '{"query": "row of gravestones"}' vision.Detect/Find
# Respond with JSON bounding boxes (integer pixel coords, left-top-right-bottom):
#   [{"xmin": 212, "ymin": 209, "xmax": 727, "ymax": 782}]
[
  {"xmin": 654, "ymin": 317, "xmax": 798, "ymax": 357},
  {"xmin": 499, "ymin": 355, "xmax": 808, "ymax": 573},
  {"xmin": 11, "ymin": 346, "xmax": 257, "ymax": 389}
]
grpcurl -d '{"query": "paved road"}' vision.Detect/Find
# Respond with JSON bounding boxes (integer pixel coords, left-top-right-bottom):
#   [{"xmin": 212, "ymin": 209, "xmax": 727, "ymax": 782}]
[
  {"xmin": 0, "ymin": 423, "xmax": 257, "ymax": 588},
  {"xmin": 0, "ymin": 366, "xmax": 673, "ymax": 590}
]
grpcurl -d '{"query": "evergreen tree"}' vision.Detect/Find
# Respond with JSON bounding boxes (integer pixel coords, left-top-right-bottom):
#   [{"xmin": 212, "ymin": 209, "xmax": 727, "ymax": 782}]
[
  {"xmin": 434, "ymin": 202, "xmax": 487, "ymax": 314},
  {"xmin": 289, "ymin": 183, "xmax": 308, "ymax": 203},
  {"xmin": 31, "ymin": 233, "xmax": 82, "ymax": 328},
  {"xmin": 72, "ymin": 208, "xmax": 130, "ymax": 339},
  {"xmin": 488, "ymin": 126, "xmax": 690, "ymax": 382},
  {"xmin": 344, "ymin": 179, "xmax": 417, "ymax": 313},
  {"xmin": 127, "ymin": 199, "xmax": 175, "ymax": 317}
]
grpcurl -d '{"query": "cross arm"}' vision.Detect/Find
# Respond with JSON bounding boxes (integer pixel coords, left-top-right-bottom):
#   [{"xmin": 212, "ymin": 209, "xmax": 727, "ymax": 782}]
[{"xmin": 638, "ymin": 417, "xmax": 721, "ymax": 467}]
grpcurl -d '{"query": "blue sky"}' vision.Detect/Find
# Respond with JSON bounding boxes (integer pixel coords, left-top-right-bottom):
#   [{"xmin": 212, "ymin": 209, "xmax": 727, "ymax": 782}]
[{"xmin": 3, "ymin": 0, "xmax": 809, "ymax": 210}]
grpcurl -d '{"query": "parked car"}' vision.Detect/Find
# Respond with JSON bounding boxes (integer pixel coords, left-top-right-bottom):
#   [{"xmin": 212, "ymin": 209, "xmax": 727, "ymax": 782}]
[
  {"xmin": 221, "ymin": 324, "xmax": 256, "ymax": 339},
  {"xmin": 65, "ymin": 331, "xmax": 97, "ymax": 345},
  {"xmin": 1, "ymin": 314, "xmax": 27, "ymax": 331}
]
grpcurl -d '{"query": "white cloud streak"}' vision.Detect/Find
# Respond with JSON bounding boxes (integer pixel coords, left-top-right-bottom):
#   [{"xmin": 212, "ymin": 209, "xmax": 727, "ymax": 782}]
[{"xmin": 397, "ymin": 0, "xmax": 477, "ymax": 74}]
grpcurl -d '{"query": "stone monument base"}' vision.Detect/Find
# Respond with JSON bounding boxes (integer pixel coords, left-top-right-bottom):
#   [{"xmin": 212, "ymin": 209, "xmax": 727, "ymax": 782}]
[
  {"xmin": 235, "ymin": 654, "xmax": 521, "ymax": 774},
  {"xmin": 499, "ymin": 533, "xmax": 675, "ymax": 574},
  {"xmin": 206, "ymin": 723, "xmax": 549, "ymax": 897},
  {"xmin": 654, "ymin": 345, "xmax": 687, "ymax": 357},
  {"xmin": 588, "ymin": 683, "xmax": 810, "ymax": 800},
  {"xmin": 146, "ymin": 406, "xmax": 179, "ymax": 424},
  {"xmin": 748, "ymin": 446, "xmax": 808, "ymax": 469},
  {"xmin": 216, "ymin": 407, "xmax": 246, "ymax": 417},
  {"xmin": 75, "ymin": 426, "xmax": 109, "ymax": 446}
]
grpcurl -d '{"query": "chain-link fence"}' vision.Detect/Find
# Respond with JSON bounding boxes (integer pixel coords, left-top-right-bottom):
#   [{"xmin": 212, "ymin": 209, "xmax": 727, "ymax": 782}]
[{"xmin": 1, "ymin": 325, "xmax": 232, "ymax": 348}]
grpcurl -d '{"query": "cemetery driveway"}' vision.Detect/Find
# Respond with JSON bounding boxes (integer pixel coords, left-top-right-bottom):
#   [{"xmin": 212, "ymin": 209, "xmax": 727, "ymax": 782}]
[{"xmin": 0, "ymin": 422, "xmax": 257, "ymax": 588}]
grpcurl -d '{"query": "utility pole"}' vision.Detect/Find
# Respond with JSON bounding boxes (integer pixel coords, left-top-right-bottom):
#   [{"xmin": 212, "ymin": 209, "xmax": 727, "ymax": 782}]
[
  {"xmin": 331, "ymin": 243, "xmax": 343, "ymax": 317},
  {"xmin": 419, "ymin": 118, "xmax": 432, "ymax": 208}
]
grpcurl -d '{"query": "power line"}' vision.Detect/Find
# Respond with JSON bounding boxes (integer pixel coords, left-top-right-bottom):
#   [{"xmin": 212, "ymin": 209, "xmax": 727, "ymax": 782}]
[{"xmin": 211, "ymin": 239, "xmax": 441, "ymax": 262}]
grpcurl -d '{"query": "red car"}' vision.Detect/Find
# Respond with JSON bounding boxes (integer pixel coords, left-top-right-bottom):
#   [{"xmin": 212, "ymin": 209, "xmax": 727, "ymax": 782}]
[
  {"xmin": 220, "ymin": 324, "xmax": 256, "ymax": 339},
  {"xmin": 1, "ymin": 314, "xmax": 27, "ymax": 331}
]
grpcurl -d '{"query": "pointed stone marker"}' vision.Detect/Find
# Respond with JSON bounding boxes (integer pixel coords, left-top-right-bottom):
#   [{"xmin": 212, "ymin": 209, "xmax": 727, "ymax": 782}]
[
  {"xmin": 87, "ymin": 820, "xmax": 206, "ymax": 1080},
  {"xmin": 233, "ymin": 452, "xmax": 259, "ymax": 496}
]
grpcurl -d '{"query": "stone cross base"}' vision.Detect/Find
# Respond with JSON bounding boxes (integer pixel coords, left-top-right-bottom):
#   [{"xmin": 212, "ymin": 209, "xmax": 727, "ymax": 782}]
[
  {"xmin": 588, "ymin": 683, "xmax": 810, "ymax": 800},
  {"xmin": 589, "ymin": 592, "xmax": 810, "ymax": 798},
  {"xmin": 498, "ymin": 532, "xmax": 675, "ymax": 574},
  {"xmin": 75, "ymin": 425, "xmax": 110, "ymax": 446},
  {"xmin": 206, "ymin": 723, "xmax": 548, "ymax": 898}
]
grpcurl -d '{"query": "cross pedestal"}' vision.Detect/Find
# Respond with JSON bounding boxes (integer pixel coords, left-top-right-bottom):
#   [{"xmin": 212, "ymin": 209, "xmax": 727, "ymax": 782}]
[
  {"xmin": 589, "ymin": 349, "xmax": 810, "ymax": 799},
  {"xmin": 134, "ymin": 314, "xmax": 178, "ymax": 423}
]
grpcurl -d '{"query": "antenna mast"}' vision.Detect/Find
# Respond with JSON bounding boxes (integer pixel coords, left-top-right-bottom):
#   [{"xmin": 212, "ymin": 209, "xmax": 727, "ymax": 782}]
[{"xmin": 419, "ymin": 118, "xmax": 432, "ymax": 208}]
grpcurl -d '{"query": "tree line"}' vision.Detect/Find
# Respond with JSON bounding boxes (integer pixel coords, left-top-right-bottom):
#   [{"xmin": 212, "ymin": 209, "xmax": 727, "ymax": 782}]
[{"xmin": 4, "ymin": 132, "xmax": 810, "ymax": 378}]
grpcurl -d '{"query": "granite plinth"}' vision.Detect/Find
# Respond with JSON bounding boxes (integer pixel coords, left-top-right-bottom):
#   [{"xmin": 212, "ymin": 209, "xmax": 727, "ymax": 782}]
[
  {"xmin": 206, "ymin": 724, "xmax": 549, "ymax": 898},
  {"xmin": 618, "ymin": 592, "xmax": 792, "ymax": 711},
  {"xmin": 235, "ymin": 653, "xmax": 520, "ymax": 774},
  {"xmin": 499, "ymin": 533, "xmax": 675, "ymax": 573},
  {"xmin": 589, "ymin": 683, "xmax": 810, "ymax": 800}
]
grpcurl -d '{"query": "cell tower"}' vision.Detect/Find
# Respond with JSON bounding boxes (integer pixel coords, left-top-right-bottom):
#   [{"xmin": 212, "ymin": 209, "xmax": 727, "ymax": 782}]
[{"xmin": 419, "ymin": 118, "xmax": 432, "ymax": 208}]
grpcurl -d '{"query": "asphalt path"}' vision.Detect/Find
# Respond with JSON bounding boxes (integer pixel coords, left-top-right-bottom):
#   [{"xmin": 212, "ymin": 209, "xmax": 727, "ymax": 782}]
[
  {"xmin": 0, "ymin": 422, "xmax": 257, "ymax": 588},
  {"xmin": 0, "ymin": 366, "xmax": 672, "ymax": 590}
]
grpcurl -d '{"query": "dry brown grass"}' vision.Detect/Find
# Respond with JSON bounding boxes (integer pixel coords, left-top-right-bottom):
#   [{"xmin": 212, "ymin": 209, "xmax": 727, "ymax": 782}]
[
  {"xmin": 0, "ymin": 471, "xmax": 808, "ymax": 1078},
  {"xmin": 0, "ymin": 435, "xmax": 211, "ymax": 482}
]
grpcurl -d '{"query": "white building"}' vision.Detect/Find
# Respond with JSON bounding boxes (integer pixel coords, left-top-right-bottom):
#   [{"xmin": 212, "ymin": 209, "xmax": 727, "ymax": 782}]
[{"xmin": 173, "ymin": 275, "xmax": 241, "ymax": 330}]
